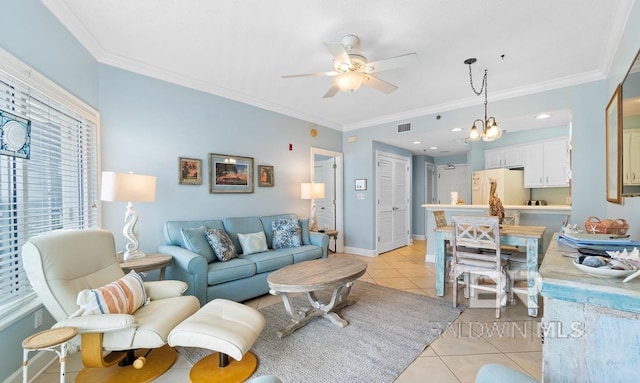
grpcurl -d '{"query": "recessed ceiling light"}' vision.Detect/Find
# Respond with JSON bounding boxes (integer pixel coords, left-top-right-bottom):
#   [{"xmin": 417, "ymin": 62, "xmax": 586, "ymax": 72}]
[
  {"xmin": 451, "ymin": 127, "xmax": 463, "ymax": 132},
  {"xmin": 536, "ymin": 113, "xmax": 551, "ymax": 119},
  {"xmin": 413, "ymin": 140, "xmax": 422, "ymax": 144},
  {"xmin": 430, "ymin": 146, "xmax": 438, "ymax": 150}
]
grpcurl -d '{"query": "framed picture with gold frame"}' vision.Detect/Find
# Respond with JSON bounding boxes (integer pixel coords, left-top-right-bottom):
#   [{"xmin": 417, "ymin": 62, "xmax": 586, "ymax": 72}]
[
  {"xmin": 258, "ymin": 165, "xmax": 274, "ymax": 187},
  {"xmin": 209, "ymin": 153, "xmax": 254, "ymax": 193},
  {"xmin": 178, "ymin": 157, "xmax": 202, "ymax": 185},
  {"xmin": 605, "ymin": 84, "xmax": 622, "ymax": 204}
]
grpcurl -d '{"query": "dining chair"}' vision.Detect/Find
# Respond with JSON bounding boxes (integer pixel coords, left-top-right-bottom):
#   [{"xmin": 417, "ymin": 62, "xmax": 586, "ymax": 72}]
[{"xmin": 450, "ymin": 215, "xmax": 509, "ymax": 318}]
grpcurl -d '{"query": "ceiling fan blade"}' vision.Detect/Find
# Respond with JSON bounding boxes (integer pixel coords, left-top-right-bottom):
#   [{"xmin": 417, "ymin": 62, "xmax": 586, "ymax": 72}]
[
  {"xmin": 282, "ymin": 70, "xmax": 339, "ymax": 79},
  {"xmin": 362, "ymin": 75, "xmax": 398, "ymax": 94},
  {"xmin": 323, "ymin": 42, "xmax": 351, "ymax": 66},
  {"xmin": 365, "ymin": 53, "xmax": 420, "ymax": 73},
  {"xmin": 322, "ymin": 84, "xmax": 340, "ymax": 98}
]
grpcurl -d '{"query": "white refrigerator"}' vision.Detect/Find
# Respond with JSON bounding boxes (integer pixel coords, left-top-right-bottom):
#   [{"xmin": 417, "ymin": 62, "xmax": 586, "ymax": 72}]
[{"xmin": 471, "ymin": 169, "xmax": 530, "ymax": 205}]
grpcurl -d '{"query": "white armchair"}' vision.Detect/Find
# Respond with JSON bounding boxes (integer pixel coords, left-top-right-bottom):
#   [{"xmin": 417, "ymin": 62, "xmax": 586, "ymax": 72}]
[{"xmin": 22, "ymin": 228, "xmax": 200, "ymax": 382}]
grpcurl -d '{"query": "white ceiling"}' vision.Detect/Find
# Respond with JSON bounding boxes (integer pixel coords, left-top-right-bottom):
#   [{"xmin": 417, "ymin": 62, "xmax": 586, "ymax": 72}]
[{"xmin": 42, "ymin": 0, "xmax": 632, "ymax": 156}]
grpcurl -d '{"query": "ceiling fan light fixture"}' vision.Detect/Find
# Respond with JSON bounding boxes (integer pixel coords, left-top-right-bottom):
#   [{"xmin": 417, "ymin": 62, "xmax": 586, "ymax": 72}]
[{"xmin": 336, "ymin": 71, "xmax": 366, "ymax": 92}]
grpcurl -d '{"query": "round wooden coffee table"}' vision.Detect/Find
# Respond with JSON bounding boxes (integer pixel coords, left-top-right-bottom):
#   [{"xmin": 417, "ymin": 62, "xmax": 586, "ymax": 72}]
[{"xmin": 267, "ymin": 257, "xmax": 367, "ymax": 338}]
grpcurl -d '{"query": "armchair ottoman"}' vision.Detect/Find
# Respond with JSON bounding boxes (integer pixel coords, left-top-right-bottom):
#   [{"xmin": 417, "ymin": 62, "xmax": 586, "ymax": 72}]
[{"xmin": 168, "ymin": 298, "xmax": 265, "ymax": 383}]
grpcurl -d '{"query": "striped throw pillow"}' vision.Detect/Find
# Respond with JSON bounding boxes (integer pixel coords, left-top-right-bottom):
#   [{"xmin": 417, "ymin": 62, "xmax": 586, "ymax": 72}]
[{"xmin": 75, "ymin": 271, "xmax": 148, "ymax": 316}]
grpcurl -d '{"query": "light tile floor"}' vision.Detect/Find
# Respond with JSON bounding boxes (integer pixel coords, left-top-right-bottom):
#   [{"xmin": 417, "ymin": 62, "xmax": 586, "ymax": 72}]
[{"xmin": 35, "ymin": 240, "xmax": 542, "ymax": 382}]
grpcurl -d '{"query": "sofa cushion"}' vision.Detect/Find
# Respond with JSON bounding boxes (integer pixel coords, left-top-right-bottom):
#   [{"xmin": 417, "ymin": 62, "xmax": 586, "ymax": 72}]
[
  {"xmin": 205, "ymin": 228, "xmax": 238, "ymax": 261},
  {"xmin": 223, "ymin": 217, "xmax": 265, "ymax": 254},
  {"xmin": 299, "ymin": 218, "xmax": 311, "ymax": 245},
  {"xmin": 237, "ymin": 232, "xmax": 269, "ymax": 255},
  {"xmin": 241, "ymin": 251, "xmax": 293, "ymax": 273},
  {"xmin": 74, "ymin": 271, "xmax": 148, "ymax": 316},
  {"xmin": 164, "ymin": 220, "xmax": 225, "ymax": 247},
  {"xmin": 260, "ymin": 214, "xmax": 302, "ymax": 247},
  {"xmin": 272, "ymin": 218, "xmax": 302, "ymax": 249},
  {"xmin": 285, "ymin": 245, "xmax": 323, "ymax": 263},
  {"xmin": 181, "ymin": 226, "xmax": 216, "ymax": 263},
  {"xmin": 207, "ymin": 258, "xmax": 256, "ymax": 286}
]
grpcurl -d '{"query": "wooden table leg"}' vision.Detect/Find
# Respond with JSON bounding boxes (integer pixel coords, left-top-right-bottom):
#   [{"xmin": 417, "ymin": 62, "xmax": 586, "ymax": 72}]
[{"xmin": 272, "ymin": 282, "xmax": 356, "ymax": 338}]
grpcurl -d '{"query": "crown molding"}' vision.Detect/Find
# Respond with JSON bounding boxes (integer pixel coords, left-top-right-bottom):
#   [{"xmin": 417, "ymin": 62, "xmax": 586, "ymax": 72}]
[{"xmin": 342, "ymin": 70, "xmax": 605, "ymax": 131}]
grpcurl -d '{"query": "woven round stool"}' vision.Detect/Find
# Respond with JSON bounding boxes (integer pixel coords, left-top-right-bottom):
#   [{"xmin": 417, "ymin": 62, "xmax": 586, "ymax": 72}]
[{"xmin": 22, "ymin": 327, "xmax": 77, "ymax": 383}]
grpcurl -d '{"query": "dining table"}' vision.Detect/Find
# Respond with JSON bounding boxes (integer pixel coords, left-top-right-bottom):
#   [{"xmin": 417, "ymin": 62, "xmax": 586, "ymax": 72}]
[{"xmin": 435, "ymin": 224, "xmax": 546, "ymax": 317}]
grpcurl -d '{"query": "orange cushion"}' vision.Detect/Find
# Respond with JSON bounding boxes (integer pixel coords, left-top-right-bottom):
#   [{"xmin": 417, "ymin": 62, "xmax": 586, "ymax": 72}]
[{"xmin": 75, "ymin": 271, "xmax": 148, "ymax": 315}]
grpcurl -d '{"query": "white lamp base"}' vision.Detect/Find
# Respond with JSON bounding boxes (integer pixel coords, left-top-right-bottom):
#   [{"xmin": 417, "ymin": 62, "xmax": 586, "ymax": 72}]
[{"xmin": 123, "ymin": 249, "xmax": 146, "ymax": 261}]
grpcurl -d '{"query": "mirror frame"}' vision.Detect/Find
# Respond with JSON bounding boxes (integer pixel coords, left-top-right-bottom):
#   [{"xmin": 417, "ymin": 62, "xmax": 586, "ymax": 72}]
[
  {"xmin": 606, "ymin": 83, "xmax": 622, "ymax": 204},
  {"xmin": 621, "ymin": 48, "xmax": 640, "ymax": 197}
]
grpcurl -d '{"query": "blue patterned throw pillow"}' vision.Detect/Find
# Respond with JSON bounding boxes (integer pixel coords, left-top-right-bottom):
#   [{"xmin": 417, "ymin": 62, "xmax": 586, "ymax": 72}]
[
  {"xmin": 272, "ymin": 218, "xmax": 302, "ymax": 249},
  {"xmin": 237, "ymin": 231, "xmax": 269, "ymax": 255},
  {"xmin": 205, "ymin": 228, "xmax": 237, "ymax": 262}
]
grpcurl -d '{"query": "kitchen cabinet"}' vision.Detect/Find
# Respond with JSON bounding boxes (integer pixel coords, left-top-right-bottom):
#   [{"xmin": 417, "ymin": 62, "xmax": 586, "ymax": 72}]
[
  {"xmin": 623, "ymin": 131, "xmax": 640, "ymax": 185},
  {"xmin": 523, "ymin": 138, "xmax": 569, "ymax": 188},
  {"xmin": 485, "ymin": 146, "xmax": 524, "ymax": 169}
]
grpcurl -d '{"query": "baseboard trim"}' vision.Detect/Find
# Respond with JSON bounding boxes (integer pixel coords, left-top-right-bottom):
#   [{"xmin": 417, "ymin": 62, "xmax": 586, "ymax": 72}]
[
  {"xmin": 425, "ymin": 253, "xmax": 436, "ymax": 263},
  {"xmin": 6, "ymin": 350, "xmax": 57, "ymax": 383},
  {"xmin": 343, "ymin": 247, "xmax": 377, "ymax": 257}
]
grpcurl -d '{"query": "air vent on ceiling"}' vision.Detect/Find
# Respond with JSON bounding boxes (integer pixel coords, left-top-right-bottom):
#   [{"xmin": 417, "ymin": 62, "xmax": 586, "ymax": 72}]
[{"xmin": 397, "ymin": 123, "xmax": 412, "ymax": 133}]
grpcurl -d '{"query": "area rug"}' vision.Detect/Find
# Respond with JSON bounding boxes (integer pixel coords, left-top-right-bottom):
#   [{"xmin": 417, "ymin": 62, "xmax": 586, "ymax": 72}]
[{"xmin": 177, "ymin": 281, "xmax": 463, "ymax": 383}]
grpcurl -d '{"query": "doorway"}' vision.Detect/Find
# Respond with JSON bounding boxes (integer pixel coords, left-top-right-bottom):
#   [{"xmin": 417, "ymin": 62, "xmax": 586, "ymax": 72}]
[
  {"xmin": 376, "ymin": 151, "xmax": 411, "ymax": 254},
  {"xmin": 437, "ymin": 164, "xmax": 470, "ymax": 205},
  {"xmin": 311, "ymin": 147, "xmax": 343, "ymax": 253}
]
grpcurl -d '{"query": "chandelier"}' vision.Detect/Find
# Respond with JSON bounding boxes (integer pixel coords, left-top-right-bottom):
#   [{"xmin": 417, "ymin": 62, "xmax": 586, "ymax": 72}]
[{"xmin": 464, "ymin": 58, "xmax": 502, "ymax": 142}]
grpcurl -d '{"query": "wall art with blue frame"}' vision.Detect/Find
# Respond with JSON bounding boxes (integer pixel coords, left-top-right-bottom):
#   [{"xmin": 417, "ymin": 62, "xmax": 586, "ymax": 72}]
[{"xmin": 0, "ymin": 109, "xmax": 31, "ymax": 159}]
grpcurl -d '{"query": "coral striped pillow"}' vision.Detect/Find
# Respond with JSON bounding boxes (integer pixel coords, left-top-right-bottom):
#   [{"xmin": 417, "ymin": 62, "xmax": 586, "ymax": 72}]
[{"xmin": 75, "ymin": 271, "xmax": 148, "ymax": 316}]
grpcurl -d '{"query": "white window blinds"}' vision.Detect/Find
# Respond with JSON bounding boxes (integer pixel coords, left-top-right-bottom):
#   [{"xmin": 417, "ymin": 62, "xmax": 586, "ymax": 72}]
[{"xmin": 0, "ymin": 49, "xmax": 99, "ymax": 314}]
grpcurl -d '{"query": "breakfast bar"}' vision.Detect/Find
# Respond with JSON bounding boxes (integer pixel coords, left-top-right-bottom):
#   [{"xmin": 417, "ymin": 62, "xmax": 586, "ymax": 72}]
[{"xmin": 539, "ymin": 234, "xmax": 640, "ymax": 382}]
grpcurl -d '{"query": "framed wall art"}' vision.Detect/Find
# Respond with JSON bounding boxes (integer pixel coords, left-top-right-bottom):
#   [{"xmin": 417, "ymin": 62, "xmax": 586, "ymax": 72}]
[
  {"xmin": 605, "ymin": 84, "xmax": 622, "ymax": 204},
  {"xmin": 0, "ymin": 109, "xmax": 31, "ymax": 159},
  {"xmin": 258, "ymin": 165, "xmax": 274, "ymax": 187},
  {"xmin": 209, "ymin": 153, "xmax": 254, "ymax": 193},
  {"xmin": 355, "ymin": 179, "xmax": 367, "ymax": 191},
  {"xmin": 179, "ymin": 157, "xmax": 202, "ymax": 185}
]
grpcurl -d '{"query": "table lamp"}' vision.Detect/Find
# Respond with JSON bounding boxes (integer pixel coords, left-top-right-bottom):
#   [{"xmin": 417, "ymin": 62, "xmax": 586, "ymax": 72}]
[
  {"xmin": 301, "ymin": 182, "xmax": 325, "ymax": 231},
  {"xmin": 101, "ymin": 171, "xmax": 157, "ymax": 260}
]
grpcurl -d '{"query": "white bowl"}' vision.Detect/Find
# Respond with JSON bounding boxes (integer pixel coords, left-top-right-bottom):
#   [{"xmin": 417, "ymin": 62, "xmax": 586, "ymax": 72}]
[{"xmin": 572, "ymin": 259, "xmax": 636, "ymax": 278}]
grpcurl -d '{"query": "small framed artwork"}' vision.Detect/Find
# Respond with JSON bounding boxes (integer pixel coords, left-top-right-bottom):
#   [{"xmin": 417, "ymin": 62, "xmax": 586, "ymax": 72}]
[
  {"xmin": 209, "ymin": 153, "xmax": 254, "ymax": 193},
  {"xmin": 258, "ymin": 165, "xmax": 274, "ymax": 187},
  {"xmin": 355, "ymin": 179, "xmax": 367, "ymax": 191},
  {"xmin": 179, "ymin": 157, "xmax": 202, "ymax": 185}
]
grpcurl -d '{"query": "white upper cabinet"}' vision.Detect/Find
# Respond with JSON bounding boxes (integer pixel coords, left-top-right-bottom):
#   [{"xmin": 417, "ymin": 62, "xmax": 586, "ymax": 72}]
[
  {"xmin": 523, "ymin": 138, "xmax": 570, "ymax": 188},
  {"xmin": 485, "ymin": 146, "xmax": 524, "ymax": 169},
  {"xmin": 623, "ymin": 131, "xmax": 640, "ymax": 185}
]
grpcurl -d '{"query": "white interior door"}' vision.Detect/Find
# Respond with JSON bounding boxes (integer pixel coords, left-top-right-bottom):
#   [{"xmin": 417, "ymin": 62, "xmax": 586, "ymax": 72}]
[
  {"xmin": 314, "ymin": 158, "xmax": 335, "ymax": 230},
  {"xmin": 437, "ymin": 164, "xmax": 470, "ymax": 205},
  {"xmin": 376, "ymin": 152, "xmax": 410, "ymax": 254},
  {"xmin": 311, "ymin": 148, "xmax": 343, "ymax": 253}
]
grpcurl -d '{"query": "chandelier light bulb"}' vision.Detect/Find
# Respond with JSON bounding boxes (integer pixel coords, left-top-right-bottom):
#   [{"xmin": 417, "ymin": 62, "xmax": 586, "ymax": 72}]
[{"xmin": 468, "ymin": 123, "xmax": 481, "ymax": 141}]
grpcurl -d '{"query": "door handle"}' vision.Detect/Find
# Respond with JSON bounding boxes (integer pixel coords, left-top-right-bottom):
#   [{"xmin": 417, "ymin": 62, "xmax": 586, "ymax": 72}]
[{"xmin": 392, "ymin": 207, "xmax": 399, "ymax": 210}]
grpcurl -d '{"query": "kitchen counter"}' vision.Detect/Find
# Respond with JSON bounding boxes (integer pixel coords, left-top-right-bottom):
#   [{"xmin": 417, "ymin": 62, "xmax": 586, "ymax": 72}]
[
  {"xmin": 422, "ymin": 204, "xmax": 571, "ymax": 262},
  {"xmin": 539, "ymin": 234, "xmax": 640, "ymax": 381}
]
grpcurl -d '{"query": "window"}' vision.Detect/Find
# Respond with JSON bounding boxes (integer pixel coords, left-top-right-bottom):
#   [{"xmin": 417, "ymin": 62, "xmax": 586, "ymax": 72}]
[{"xmin": 0, "ymin": 48, "xmax": 99, "ymax": 316}]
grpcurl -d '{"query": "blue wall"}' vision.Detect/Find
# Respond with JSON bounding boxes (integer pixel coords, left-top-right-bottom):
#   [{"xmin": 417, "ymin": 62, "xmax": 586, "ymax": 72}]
[{"xmin": 98, "ymin": 65, "xmax": 342, "ymax": 251}]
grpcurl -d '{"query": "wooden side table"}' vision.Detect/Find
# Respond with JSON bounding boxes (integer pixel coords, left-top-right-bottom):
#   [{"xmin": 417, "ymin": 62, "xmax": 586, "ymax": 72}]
[
  {"xmin": 22, "ymin": 327, "xmax": 78, "ymax": 383},
  {"xmin": 315, "ymin": 229, "xmax": 339, "ymax": 253},
  {"xmin": 119, "ymin": 253, "xmax": 172, "ymax": 280}
]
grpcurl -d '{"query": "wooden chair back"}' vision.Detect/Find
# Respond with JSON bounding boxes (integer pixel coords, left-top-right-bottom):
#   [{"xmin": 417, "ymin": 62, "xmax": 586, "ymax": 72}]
[{"xmin": 451, "ymin": 215, "xmax": 502, "ymax": 271}]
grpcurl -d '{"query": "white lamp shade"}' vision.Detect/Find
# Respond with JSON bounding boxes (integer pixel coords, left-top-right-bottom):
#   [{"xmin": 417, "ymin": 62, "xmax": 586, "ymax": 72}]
[
  {"xmin": 335, "ymin": 72, "xmax": 366, "ymax": 92},
  {"xmin": 301, "ymin": 182, "xmax": 325, "ymax": 199},
  {"xmin": 101, "ymin": 171, "xmax": 157, "ymax": 202}
]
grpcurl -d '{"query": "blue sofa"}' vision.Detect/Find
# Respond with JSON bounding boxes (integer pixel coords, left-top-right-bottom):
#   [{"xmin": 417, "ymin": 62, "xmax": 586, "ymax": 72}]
[{"xmin": 159, "ymin": 214, "xmax": 329, "ymax": 306}]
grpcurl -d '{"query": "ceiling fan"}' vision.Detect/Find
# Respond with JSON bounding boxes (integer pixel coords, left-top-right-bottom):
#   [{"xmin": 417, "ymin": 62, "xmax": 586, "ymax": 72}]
[{"xmin": 282, "ymin": 35, "xmax": 420, "ymax": 98}]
